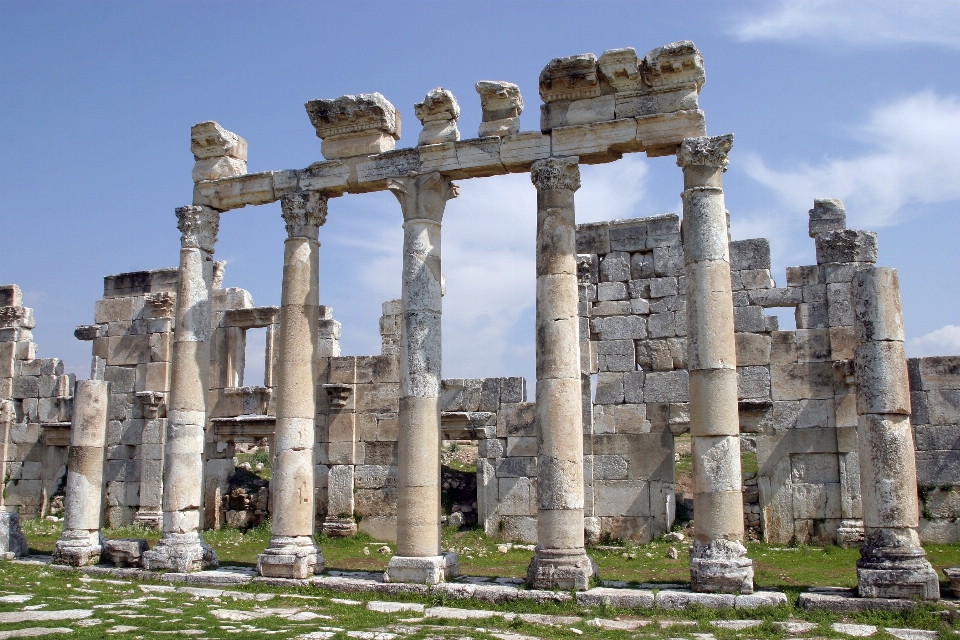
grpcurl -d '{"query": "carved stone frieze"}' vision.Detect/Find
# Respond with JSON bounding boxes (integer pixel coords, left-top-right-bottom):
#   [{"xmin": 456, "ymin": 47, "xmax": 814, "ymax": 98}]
[
  {"xmin": 676, "ymin": 134, "xmax": 734, "ymax": 171},
  {"xmin": 175, "ymin": 205, "xmax": 220, "ymax": 253},
  {"xmin": 598, "ymin": 47, "xmax": 641, "ymax": 93},
  {"xmin": 145, "ymin": 292, "xmax": 176, "ymax": 318},
  {"xmin": 539, "ymin": 54, "xmax": 602, "ymax": 103},
  {"xmin": 642, "ymin": 40, "xmax": 705, "ymax": 91},
  {"xmin": 305, "ymin": 93, "xmax": 401, "ymax": 140},
  {"xmin": 280, "ymin": 191, "xmax": 328, "ymax": 239},
  {"xmin": 530, "ymin": 156, "xmax": 581, "ymax": 192}
]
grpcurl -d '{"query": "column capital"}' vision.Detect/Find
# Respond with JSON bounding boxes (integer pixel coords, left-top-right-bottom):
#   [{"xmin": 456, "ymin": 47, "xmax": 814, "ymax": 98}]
[
  {"xmin": 530, "ymin": 156, "xmax": 580, "ymax": 192},
  {"xmin": 387, "ymin": 171, "xmax": 459, "ymax": 224},
  {"xmin": 280, "ymin": 191, "xmax": 327, "ymax": 239},
  {"xmin": 676, "ymin": 134, "xmax": 734, "ymax": 171},
  {"xmin": 175, "ymin": 205, "xmax": 220, "ymax": 253}
]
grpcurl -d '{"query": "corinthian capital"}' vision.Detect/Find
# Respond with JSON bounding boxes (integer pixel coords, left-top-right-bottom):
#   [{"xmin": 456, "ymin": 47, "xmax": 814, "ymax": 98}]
[
  {"xmin": 176, "ymin": 205, "xmax": 220, "ymax": 253},
  {"xmin": 676, "ymin": 134, "xmax": 734, "ymax": 171},
  {"xmin": 281, "ymin": 191, "xmax": 328, "ymax": 239},
  {"xmin": 387, "ymin": 171, "xmax": 459, "ymax": 224},
  {"xmin": 530, "ymin": 156, "xmax": 581, "ymax": 192}
]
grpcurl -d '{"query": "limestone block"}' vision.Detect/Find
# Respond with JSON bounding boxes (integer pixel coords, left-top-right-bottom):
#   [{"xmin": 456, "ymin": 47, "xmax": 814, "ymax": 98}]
[
  {"xmin": 592, "ymin": 300, "xmax": 631, "ymax": 316},
  {"xmin": 598, "ymin": 339, "xmax": 635, "ymax": 372},
  {"xmin": 793, "ymin": 328, "xmax": 830, "ymax": 363},
  {"xmin": 808, "ymin": 199, "xmax": 846, "ymax": 237},
  {"xmin": 191, "ymin": 121, "xmax": 247, "ymax": 160},
  {"xmin": 599, "ymin": 251, "xmax": 631, "ymax": 282},
  {"xmin": 916, "ymin": 450, "xmax": 960, "ymax": 485},
  {"xmin": 927, "ymin": 389, "xmax": 960, "ymax": 426},
  {"xmin": 597, "ymin": 281, "xmax": 627, "ymax": 301},
  {"xmin": 497, "ymin": 402, "xmax": 536, "ymax": 437},
  {"xmin": 594, "ymin": 403, "xmax": 648, "ymax": 434},
  {"xmin": 607, "ymin": 222, "xmax": 646, "ymax": 253},
  {"xmin": 730, "ymin": 239, "xmax": 771, "ymax": 271},
  {"xmin": 796, "ymin": 302, "xmax": 829, "ymax": 329},
  {"xmin": 500, "ymin": 131, "xmax": 551, "ymax": 173},
  {"xmin": 737, "ymin": 366, "xmax": 771, "ymax": 400},
  {"xmin": 192, "ymin": 156, "xmax": 246, "ymax": 183},
  {"xmin": 827, "ymin": 283, "xmax": 853, "ymax": 327},
  {"xmin": 576, "ymin": 222, "xmax": 610, "ymax": 256},
  {"xmin": 642, "ymin": 40, "xmax": 704, "ymax": 90},
  {"xmin": 830, "ymin": 326, "xmax": 857, "ymax": 361},
  {"xmin": 748, "ymin": 287, "xmax": 801, "ymax": 307},
  {"xmin": 910, "ymin": 391, "xmax": 929, "ymax": 426},
  {"xmin": 594, "ymin": 372, "xmax": 624, "ymax": 405},
  {"xmin": 595, "ymin": 315, "xmax": 646, "ymax": 340},
  {"xmin": 733, "ymin": 306, "xmax": 765, "ymax": 333},
  {"xmin": 0, "ymin": 284, "xmax": 22, "ymax": 307},
  {"xmin": 644, "ymin": 370, "xmax": 689, "ymax": 403},
  {"xmin": 771, "ymin": 362, "xmax": 834, "ymax": 401},
  {"xmin": 500, "ymin": 377, "xmax": 526, "ymax": 403},
  {"xmin": 797, "ymin": 398, "xmax": 836, "ymax": 429},
  {"xmin": 649, "ymin": 277, "xmax": 678, "ymax": 299},
  {"xmin": 476, "ymin": 81, "xmax": 522, "ymax": 129},
  {"xmin": 815, "ymin": 229, "xmax": 878, "ymax": 265},
  {"xmin": 792, "ymin": 482, "xmax": 842, "ymax": 519},
  {"xmin": 498, "ymin": 476, "xmax": 534, "ymax": 516},
  {"xmin": 803, "ymin": 284, "xmax": 827, "ymax": 303},
  {"xmin": 594, "ymin": 479, "xmax": 649, "ymax": 517},
  {"xmin": 736, "ymin": 333, "xmax": 771, "ymax": 366},
  {"xmin": 908, "ymin": 356, "xmax": 960, "ymax": 391},
  {"xmin": 12, "ymin": 376, "xmax": 38, "ymax": 399},
  {"xmin": 627, "ymin": 278, "xmax": 651, "ymax": 300},
  {"xmin": 769, "ymin": 331, "xmax": 798, "ymax": 364},
  {"xmin": 647, "ymin": 312, "xmax": 676, "ymax": 339},
  {"xmin": 539, "ymin": 53, "xmax": 601, "ymax": 104},
  {"xmin": 306, "ymin": 93, "xmax": 400, "ymax": 159}
]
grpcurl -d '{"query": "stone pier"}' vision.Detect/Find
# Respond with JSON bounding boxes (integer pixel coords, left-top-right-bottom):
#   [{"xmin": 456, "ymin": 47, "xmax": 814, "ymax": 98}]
[
  {"xmin": 142, "ymin": 206, "xmax": 219, "ymax": 572},
  {"xmin": 0, "ymin": 399, "xmax": 28, "ymax": 559},
  {"xmin": 853, "ymin": 267, "xmax": 939, "ymax": 600},
  {"xmin": 53, "ymin": 379, "xmax": 109, "ymax": 566},
  {"xmin": 384, "ymin": 169, "xmax": 459, "ymax": 584},
  {"xmin": 527, "ymin": 156, "xmax": 597, "ymax": 591},
  {"xmin": 677, "ymin": 135, "xmax": 753, "ymax": 594},
  {"xmin": 257, "ymin": 191, "xmax": 327, "ymax": 579}
]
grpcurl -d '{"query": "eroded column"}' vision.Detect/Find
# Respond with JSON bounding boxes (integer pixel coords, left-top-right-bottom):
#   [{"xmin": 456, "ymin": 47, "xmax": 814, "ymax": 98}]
[
  {"xmin": 142, "ymin": 205, "xmax": 219, "ymax": 572},
  {"xmin": 53, "ymin": 380, "xmax": 109, "ymax": 566},
  {"xmin": 384, "ymin": 171, "xmax": 459, "ymax": 584},
  {"xmin": 854, "ymin": 267, "xmax": 938, "ymax": 600},
  {"xmin": 527, "ymin": 156, "xmax": 597, "ymax": 591},
  {"xmin": 678, "ymin": 135, "xmax": 753, "ymax": 594},
  {"xmin": 256, "ymin": 191, "xmax": 326, "ymax": 579}
]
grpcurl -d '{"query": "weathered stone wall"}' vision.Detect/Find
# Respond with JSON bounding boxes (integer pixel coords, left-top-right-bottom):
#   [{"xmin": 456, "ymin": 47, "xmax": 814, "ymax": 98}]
[
  {"xmin": 0, "ymin": 284, "xmax": 73, "ymax": 517},
  {"xmin": 910, "ymin": 356, "xmax": 960, "ymax": 542}
]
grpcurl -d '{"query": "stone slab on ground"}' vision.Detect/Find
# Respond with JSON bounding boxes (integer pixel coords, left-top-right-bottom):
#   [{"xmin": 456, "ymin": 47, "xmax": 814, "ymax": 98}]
[
  {"xmin": 799, "ymin": 587, "xmax": 918, "ymax": 613},
  {"xmin": 0, "ymin": 609, "xmax": 93, "ymax": 624},
  {"xmin": 366, "ymin": 601, "xmax": 425, "ymax": 613},
  {"xmin": 772, "ymin": 621, "xmax": 819, "ymax": 634},
  {"xmin": 885, "ymin": 629, "xmax": 939, "ymax": 640},
  {"xmin": 0, "ymin": 629, "xmax": 75, "ymax": 639},
  {"xmin": 831, "ymin": 622, "xmax": 878, "ymax": 637}
]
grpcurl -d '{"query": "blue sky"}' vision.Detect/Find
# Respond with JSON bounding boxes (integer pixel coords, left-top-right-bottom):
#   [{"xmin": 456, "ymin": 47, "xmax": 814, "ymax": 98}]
[{"xmin": 1, "ymin": 0, "xmax": 959, "ymax": 388}]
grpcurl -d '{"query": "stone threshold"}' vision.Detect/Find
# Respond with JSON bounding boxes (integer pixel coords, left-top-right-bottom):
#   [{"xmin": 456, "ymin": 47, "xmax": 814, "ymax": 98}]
[
  {"xmin": 798, "ymin": 587, "xmax": 942, "ymax": 613},
  {"xmin": 13, "ymin": 555, "xmax": 785, "ymax": 610}
]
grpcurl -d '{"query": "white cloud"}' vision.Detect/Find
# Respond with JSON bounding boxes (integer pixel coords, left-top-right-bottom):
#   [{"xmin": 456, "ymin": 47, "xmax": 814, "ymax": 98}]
[
  {"xmin": 907, "ymin": 325, "xmax": 960, "ymax": 358},
  {"xmin": 743, "ymin": 92, "xmax": 960, "ymax": 228},
  {"xmin": 732, "ymin": 0, "xmax": 960, "ymax": 49}
]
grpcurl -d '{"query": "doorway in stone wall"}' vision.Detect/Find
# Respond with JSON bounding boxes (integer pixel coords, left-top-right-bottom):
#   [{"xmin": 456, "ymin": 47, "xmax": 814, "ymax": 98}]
[{"xmin": 439, "ymin": 407, "xmax": 481, "ymax": 530}]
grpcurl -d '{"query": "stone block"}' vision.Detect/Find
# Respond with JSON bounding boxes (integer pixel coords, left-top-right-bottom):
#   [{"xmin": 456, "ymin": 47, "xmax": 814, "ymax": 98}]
[
  {"xmin": 500, "ymin": 377, "xmax": 526, "ymax": 403},
  {"xmin": 653, "ymin": 245, "xmax": 684, "ymax": 277},
  {"xmin": 771, "ymin": 362, "xmax": 834, "ymax": 400},
  {"xmin": 592, "ymin": 300, "xmax": 631, "ymax": 316},
  {"xmin": 737, "ymin": 366, "xmax": 771, "ymax": 399},
  {"xmin": 355, "ymin": 383, "xmax": 398, "ymax": 414},
  {"xmin": 498, "ymin": 476, "xmax": 534, "ymax": 516},
  {"xmin": 769, "ymin": 331, "xmax": 797, "ymax": 364},
  {"xmin": 796, "ymin": 302, "xmax": 829, "ymax": 329},
  {"xmin": 598, "ymin": 339, "xmax": 635, "ymax": 372},
  {"xmin": 631, "ymin": 253, "xmax": 654, "ymax": 281},
  {"xmin": 594, "ymin": 403, "xmax": 648, "ymax": 434},
  {"xmin": 506, "ymin": 436, "xmax": 537, "ymax": 457},
  {"xmin": 741, "ymin": 269, "xmax": 774, "ymax": 290},
  {"xmin": 594, "ymin": 372, "xmax": 624, "ymax": 405},
  {"xmin": 597, "ymin": 281, "xmax": 628, "ymax": 301},
  {"xmin": 497, "ymin": 402, "xmax": 536, "ymax": 437},
  {"xmin": 815, "ymin": 229, "xmax": 878, "ymax": 265},
  {"xmin": 792, "ymin": 453, "xmax": 840, "ymax": 483},
  {"xmin": 595, "ymin": 315, "xmax": 646, "ymax": 341},
  {"xmin": 594, "ymin": 480, "xmax": 649, "ymax": 517},
  {"xmin": 795, "ymin": 328, "xmax": 831, "ymax": 362},
  {"xmin": 623, "ymin": 371, "xmax": 644, "ymax": 404},
  {"xmin": 599, "ymin": 251, "xmax": 631, "ymax": 282},
  {"xmin": 808, "ymin": 198, "xmax": 846, "ymax": 237},
  {"xmin": 736, "ymin": 333, "xmax": 771, "ymax": 367},
  {"xmin": 827, "ymin": 283, "xmax": 853, "ymax": 327},
  {"xmin": 797, "ymin": 399, "xmax": 835, "ymax": 429},
  {"xmin": 649, "ymin": 277, "xmax": 678, "ymax": 299},
  {"xmin": 829, "ymin": 326, "xmax": 856, "ymax": 361},
  {"xmin": 12, "ymin": 376, "xmax": 38, "ymax": 399},
  {"xmin": 916, "ymin": 450, "xmax": 960, "ymax": 485},
  {"xmin": 730, "ymin": 239, "xmax": 771, "ymax": 271},
  {"xmin": 608, "ymin": 222, "xmax": 647, "ymax": 252},
  {"xmin": 495, "ymin": 456, "xmax": 536, "ymax": 478},
  {"xmin": 647, "ymin": 312, "xmax": 675, "ymax": 339},
  {"xmin": 748, "ymin": 287, "xmax": 801, "ymax": 307},
  {"xmin": 910, "ymin": 356, "xmax": 960, "ymax": 391},
  {"xmin": 37, "ymin": 397, "xmax": 59, "ymax": 422},
  {"xmin": 928, "ymin": 389, "xmax": 960, "ymax": 426},
  {"xmin": 576, "ymin": 222, "xmax": 610, "ymax": 255},
  {"xmin": 734, "ymin": 306, "xmax": 766, "ymax": 333},
  {"xmin": 94, "ymin": 296, "xmax": 145, "ymax": 324},
  {"xmin": 914, "ymin": 424, "xmax": 960, "ymax": 451},
  {"xmin": 644, "ymin": 370, "xmax": 689, "ymax": 403}
]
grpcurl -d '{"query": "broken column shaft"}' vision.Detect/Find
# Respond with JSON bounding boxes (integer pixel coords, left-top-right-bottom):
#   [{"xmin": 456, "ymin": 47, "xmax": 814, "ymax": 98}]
[
  {"xmin": 53, "ymin": 379, "xmax": 109, "ymax": 566},
  {"xmin": 853, "ymin": 267, "xmax": 938, "ymax": 600},
  {"xmin": 142, "ymin": 205, "xmax": 219, "ymax": 573},
  {"xmin": 384, "ymin": 171, "xmax": 459, "ymax": 584},
  {"xmin": 256, "ymin": 191, "xmax": 327, "ymax": 579},
  {"xmin": 678, "ymin": 135, "xmax": 753, "ymax": 594},
  {"xmin": 527, "ymin": 156, "xmax": 597, "ymax": 591}
]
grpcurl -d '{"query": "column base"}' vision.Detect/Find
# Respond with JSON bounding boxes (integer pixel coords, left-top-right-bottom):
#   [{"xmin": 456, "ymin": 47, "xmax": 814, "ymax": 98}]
[
  {"xmin": 690, "ymin": 540, "xmax": 754, "ymax": 594},
  {"xmin": 321, "ymin": 517, "xmax": 357, "ymax": 538},
  {"xmin": 527, "ymin": 547, "xmax": 598, "ymax": 591},
  {"xmin": 0, "ymin": 512, "xmax": 29, "ymax": 559},
  {"xmin": 384, "ymin": 552, "xmax": 459, "ymax": 584},
  {"xmin": 52, "ymin": 529, "xmax": 102, "ymax": 567},
  {"xmin": 133, "ymin": 509, "xmax": 163, "ymax": 529},
  {"xmin": 857, "ymin": 548, "xmax": 939, "ymax": 601},
  {"xmin": 257, "ymin": 536, "xmax": 324, "ymax": 579},
  {"xmin": 142, "ymin": 532, "xmax": 218, "ymax": 572},
  {"xmin": 837, "ymin": 519, "xmax": 865, "ymax": 548}
]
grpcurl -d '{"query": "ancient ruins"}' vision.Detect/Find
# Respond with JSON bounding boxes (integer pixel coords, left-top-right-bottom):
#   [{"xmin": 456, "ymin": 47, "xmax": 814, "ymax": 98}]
[{"xmin": 1, "ymin": 41, "xmax": 958, "ymax": 602}]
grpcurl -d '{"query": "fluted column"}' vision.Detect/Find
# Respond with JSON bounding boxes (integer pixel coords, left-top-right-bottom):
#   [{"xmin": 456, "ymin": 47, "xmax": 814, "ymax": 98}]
[
  {"xmin": 53, "ymin": 380, "xmax": 110, "ymax": 566},
  {"xmin": 677, "ymin": 135, "xmax": 753, "ymax": 594},
  {"xmin": 527, "ymin": 156, "xmax": 597, "ymax": 591},
  {"xmin": 854, "ymin": 267, "xmax": 938, "ymax": 600},
  {"xmin": 383, "ymin": 171, "xmax": 459, "ymax": 584},
  {"xmin": 143, "ymin": 206, "xmax": 219, "ymax": 572},
  {"xmin": 257, "ymin": 191, "xmax": 327, "ymax": 579}
]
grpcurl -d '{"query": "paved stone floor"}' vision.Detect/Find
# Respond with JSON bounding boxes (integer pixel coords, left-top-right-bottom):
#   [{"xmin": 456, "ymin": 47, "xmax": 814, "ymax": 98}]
[{"xmin": 0, "ymin": 557, "xmax": 955, "ymax": 639}]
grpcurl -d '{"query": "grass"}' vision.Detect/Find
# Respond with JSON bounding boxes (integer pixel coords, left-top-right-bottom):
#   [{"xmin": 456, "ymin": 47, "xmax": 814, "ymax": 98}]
[{"xmin": 235, "ymin": 446, "xmax": 272, "ymax": 480}]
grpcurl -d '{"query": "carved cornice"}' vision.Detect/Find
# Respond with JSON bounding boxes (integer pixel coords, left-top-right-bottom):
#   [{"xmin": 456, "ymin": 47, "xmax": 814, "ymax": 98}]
[
  {"xmin": 145, "ymin": 292, "xmax": 176, "ymax": 318},
  {"xmin": 676, "ymin": 134, "xmax": 734, "ymax": 171},
  {"xmin": 387, "ymin": 171, "xmax": 459, "ymax": 224},
  {"xmin": 280, "ymin": 191, "xmax": 328, "ymax": 239},
  {"xmin": 176, "ymin": 205, "xmax": 220, "ymax": 252},
  {"xmin": 0, "ymin": 306, "xmax": 30, "ymax": 329},
  {"xmin": 530, "ymin": 156, "xmax": 581, "ymax": 192}
]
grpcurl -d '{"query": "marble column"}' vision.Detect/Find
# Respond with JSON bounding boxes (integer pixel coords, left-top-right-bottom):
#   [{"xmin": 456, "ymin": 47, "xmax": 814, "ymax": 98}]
[
  {"xmin": 256, "ymin": 191, "xmax": 326, "ymax": 579},
  {"xmin": 384, "ymin": 171, "xmax": 460, "ymax": 584},
  {"xmin": 526, "ymin": 156, "xmax": 597, "ymax": 591},
  {"xmin": 677, "ymin": 135, "xmax": 753, "ymax": 594},
  {"xmin": 853, "ymin": 267, "xmax": 938, "ymax": 600},
  {"xmin": 142, "ymin": 205, "xmax": 219, "ymax": 572},
  {"xmin": 53, "ymin": 379, "xmax": 109, "ymax": 566}
]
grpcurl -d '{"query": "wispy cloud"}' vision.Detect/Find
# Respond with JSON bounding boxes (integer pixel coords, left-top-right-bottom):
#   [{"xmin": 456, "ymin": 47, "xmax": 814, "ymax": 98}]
[
  {"xmin": 732, "ymin": 0, "xmax": 960, "ymax": 49},
  {"xmin": 743, "ymin": 92, "xmax": 960, "ymax": 228},
  {"xmin": 907, "ymin": 325, "xmax": 960, "ymax": 358}
]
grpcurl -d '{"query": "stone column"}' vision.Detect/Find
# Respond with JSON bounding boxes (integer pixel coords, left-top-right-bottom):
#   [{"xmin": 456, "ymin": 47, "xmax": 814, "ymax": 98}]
[
  {"xmin": 677, "ymin": 135, "xmax": 754, "ymax": 594},
  {"xmin": 853, "ymin": 267, "xmax": 938, "ymax": 600},
  {"xmin": 383, "ymin": 171, "xmax": 459, "ymax": 584},
  {"xmin": 53, "ymin": 380, "xmax": 109, "ymax": 566},
  {"xmin": 142, "ymin": 205, "xmax": 219, "ymax": 572},
  {"xmin": 0, "ymin": 399, "xmax": 28, "ymax": 559},
  {"xmin": 256, "ymin": 191, "xmax": 326, "ymax": 579},
  {"xmin": 526, "ymin": 156, "xmax": 597, "ymax": 591}
]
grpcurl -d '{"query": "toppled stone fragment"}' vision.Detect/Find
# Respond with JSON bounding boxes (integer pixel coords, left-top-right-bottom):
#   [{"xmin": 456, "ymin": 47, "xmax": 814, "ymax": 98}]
[
  {"xmin": 190, "ymin": 121, "xmax": 248, "ymax": 183},
  {"xmin": 305, "ymin": 93, "xmax": 401, "ymax": 160},
  {"xmin": 476, "ymin": 81, "xmax": 523, "ymax": 137},
  {"xmin": 414, "ymin": 88, "xmax": 460, "ymax": 146},
  {"xmin": 809, "ymin": 198, "xmax": 846, "ymax": 237},
  {"xmin": 642, "ymin": 40, "xmax": 705, "ymax": 90}
]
